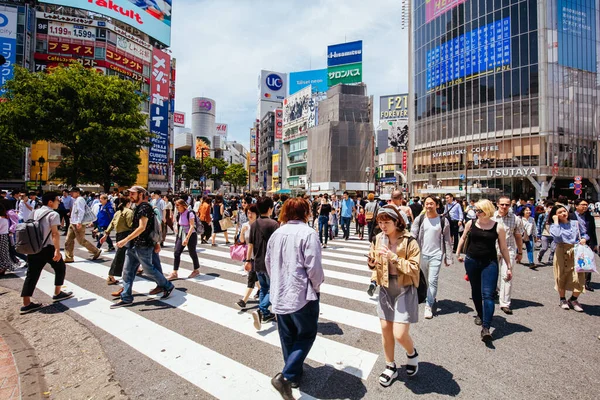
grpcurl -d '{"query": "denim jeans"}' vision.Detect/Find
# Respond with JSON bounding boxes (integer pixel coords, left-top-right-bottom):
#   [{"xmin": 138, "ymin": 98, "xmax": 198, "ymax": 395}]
[
  {"xmin": 340, "ymin": 216, "xmax": 351, "ymax": 239},
  {"xmin": 464, "ymin": 256, "xmax": 499, "ymax": 329},
  {"xmin": 277, "ymin": 299, "xmax": 319, "ymax": 382},
  {"xmin": 524, "ymin": 236, "xmax": 534, "ymax": 264},
  {"xmin": 121, "ymin": 245, "xmax": 173, "ymax": 303},
  {"xmin": 421, "ymin": 254, "xmax": 442, "ymax": 308},
  {"xmin": 256, "ymin": 271, "xmax": 272, "ymax": 317},
  {"xmin": 318, "ymin": 216, "xmax": 329, "ymax": 245},
  {"xmin": 330, "ymin": 222, "xmax": 338, "ymax": 239},
  {"xmin": 97, "ymin": 226, "xmax": 113, "ymax": 249}
]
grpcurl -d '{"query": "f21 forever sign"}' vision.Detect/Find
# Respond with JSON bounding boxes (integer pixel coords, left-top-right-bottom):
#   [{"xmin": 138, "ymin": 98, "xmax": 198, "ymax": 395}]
[{"xmin": 327, "ymin": 40, "xmax": 363, "ymax": 87}]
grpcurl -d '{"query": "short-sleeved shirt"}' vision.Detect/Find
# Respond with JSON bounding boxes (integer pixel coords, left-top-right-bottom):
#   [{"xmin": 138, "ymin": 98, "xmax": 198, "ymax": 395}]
[
  {"xmin": 151, "ymin": 198, "xmax": 165, "ymax": 221},
  {"xmin": 249, "ymin": 216, "xmax": 279, "ymax": 273},
  {"xmin": 493, "ymin": 211, "xmax": 524, "ymax": 252},
  {"xmin": 132, "ymin": 202, "xmax": 155, "ymax": 248},
  {"xmin": 32, "ymin": 206, "xmax": 61, "ymax": 249},
  {"xmin": 340, "ymin": 198, "xmax": 355, "ymax": 218}
]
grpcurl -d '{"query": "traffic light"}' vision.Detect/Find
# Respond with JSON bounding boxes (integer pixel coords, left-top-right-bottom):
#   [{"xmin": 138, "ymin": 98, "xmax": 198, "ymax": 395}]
[{"xmin": 459, "ymin": 185, "xmax": 463, "ymax": 191}]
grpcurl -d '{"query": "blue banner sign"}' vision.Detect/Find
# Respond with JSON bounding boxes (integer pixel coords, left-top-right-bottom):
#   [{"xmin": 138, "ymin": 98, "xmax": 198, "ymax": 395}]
[
  {"xmin": 426, "ymin": 17, "xmax": 511, "ymax": 92},
  {"xmin": 327, "ymin": 40, "xmax": 363, "ymax": 67},
  {"xmin": 289, "ymin": 69, "xmax": 328, "ymax": 95}
]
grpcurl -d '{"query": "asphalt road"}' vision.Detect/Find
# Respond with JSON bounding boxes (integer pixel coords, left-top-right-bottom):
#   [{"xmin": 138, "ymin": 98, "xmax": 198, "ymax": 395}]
[{"xmin": 1, "ymin": 225, "xmax": 598, "ymax": 400}]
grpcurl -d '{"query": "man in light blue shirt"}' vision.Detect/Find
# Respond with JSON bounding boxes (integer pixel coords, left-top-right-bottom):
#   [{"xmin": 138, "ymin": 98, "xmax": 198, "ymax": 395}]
[
  {"xmin": 444, "ymin": 193, "xmax": 464, "ymax": 252},
  {"xmin": 340, "ymin": 191, "xmax": 355, "ymax": 240}
]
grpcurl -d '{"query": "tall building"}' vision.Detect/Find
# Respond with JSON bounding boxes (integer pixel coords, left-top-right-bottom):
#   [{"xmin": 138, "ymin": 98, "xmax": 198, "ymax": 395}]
[
  {"xmin": 410, "ymin": 0, "xmax": 599, "ymax": 200},
  {"xmin": 258, "ymin": 111, "xmax": 275, "ymax": 191},
  {"xmin": 306, "ymin": 84, "xmax": 374, "ymax": 192},
  {"xmin": 191, "ymin": 97, "xmax": 216, "ymax": 159}
]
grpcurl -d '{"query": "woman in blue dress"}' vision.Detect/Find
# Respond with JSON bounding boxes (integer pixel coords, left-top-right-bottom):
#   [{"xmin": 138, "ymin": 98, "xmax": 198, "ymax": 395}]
[{"xmin": 211, "ymin": 195, "xmax": 231, "ymax": 246}]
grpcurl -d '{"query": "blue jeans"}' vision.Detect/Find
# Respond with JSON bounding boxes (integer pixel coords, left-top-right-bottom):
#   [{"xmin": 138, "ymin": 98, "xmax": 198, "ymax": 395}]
[
  {"xmin": 318, "ymin": 216, "xmax": 329, "ymax": 244},
  {"xmin": 97, "ymin": 226, "xmax": 113, "ymax": 249},
  {"xmin": 340, "ymin": 216, "xmax": 351, "ymax": 239},
  {"xmin": 421, "ymin": 254, "xmax": 442, "ymax": 308},
  {"xmin": 121, "ymin": 245, "xmax": 173, "ymax": 303},
  {"xmin": 277, "ymin": 299, "xmax": 319, "ymax": 382},
  {"xmin": 464, "ymin": 256, "xmax": 499, "ymax": 329},
  {"xmin": 256, "ymin": 271, "xmax": 272, "ymax": 317},
  {"xmin": 330, "ymin": 222, "xmax": 338, "ymax": 238},
  {"xmin": 524, "ymin": 236, "xmax": 534, "ymax": 264}
]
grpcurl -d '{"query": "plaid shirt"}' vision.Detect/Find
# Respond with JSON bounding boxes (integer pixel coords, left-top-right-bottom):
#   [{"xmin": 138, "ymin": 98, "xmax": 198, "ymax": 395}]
[{"xmin": 493, "ymin": 210, "xmax": 524, "ymax": 252}]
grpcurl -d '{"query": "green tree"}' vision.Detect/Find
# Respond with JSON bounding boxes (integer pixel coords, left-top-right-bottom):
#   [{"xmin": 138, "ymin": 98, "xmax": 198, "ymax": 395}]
[
  {"xmin": 225, "ymin": 163, "xmax": 248, "ymax": 193},
  {"xmin": 203, "ymin": 157, "xmax": 228, "ymax": 182},
  {"xmin": 0, "ymin": 64, "xmax": 151, "ymax": 189},
  {"xmin": 175, "ymin": 156, "xmax": 202, "ymax": 188}
]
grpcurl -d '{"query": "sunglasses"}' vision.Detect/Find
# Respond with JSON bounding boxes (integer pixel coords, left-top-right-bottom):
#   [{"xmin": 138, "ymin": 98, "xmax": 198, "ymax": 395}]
[{"xmin": 475, "ymin": 209, "xmax": 484, "ymax": 214}]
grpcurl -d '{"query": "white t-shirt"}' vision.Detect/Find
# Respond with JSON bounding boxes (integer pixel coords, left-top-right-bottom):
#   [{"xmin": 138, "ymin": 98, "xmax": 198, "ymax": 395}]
[
  {"xmin": 152, "ymin": 198, "xmax": 165, "ymax": 221},
  {"xmin": 17, "ymin": 199, "xmax": 34, "ymax": 221},
  {"xmin": 0, "ymin": 218, "xmax": 9, "ymax": 235},
  {"xmin": 32, "ymin": 206, "xmax": 61, "ymax": 248},
  {"xmin": 421, "ymin": 216, "xmax": 443, "ymax": 257},
  {"xmin": 242, "ymin": 221, "xmax": 251, "ymax": 243},
  {"xmin": 70, "ymin": 196, "xmax": 87, "ymax": 224}
]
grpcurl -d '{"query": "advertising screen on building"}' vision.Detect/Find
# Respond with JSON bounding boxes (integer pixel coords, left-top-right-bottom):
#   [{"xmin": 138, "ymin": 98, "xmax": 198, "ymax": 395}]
[
  {"xmin": 283, "ymin": 86, "xmax": 312, "ymax": 125},
  {"xmin": 148, "ymin": 48, "xmax": 170, "ymax": 182},
  {"xmin": 195, "ymin": 136, "xmax": 210, "ymax": 159},
  {"xmin": 259, "ymin": 70, "xmax": 287, "ymax": 102},
  {"xmin": 289, "ymin": 69, "xmax": 328, "ymax": 95},
  {"xmin": 327, "ymin": 40, "xmax": 362, "ymax": 67},
  {"xmin": 557, "ymin": 0, "xmax": 597, "ymax": 72},
  {"xmin": 380, "ymin": 93, "xmax": 409, "ymax": 120},
  {"xmin": 327, "ymin": 62, "xmax": 362, "ymax": 87},
  {"xmin": 387, "ymin": 120, "xmax": 409, "ymax": 151},
  {"xmin": 425, "ymin": 0, "xmax": 466, "ymax": 23},
  {"xmin": 0, "ymin": 8, "xmax": 17, "ymax": 95},
  {"xmin": 41, "ymin": 0, "xmax": 172, "ymax": 46},
  {"xmin": 426, "ymin": 17, "xmax": 511, "ymax": 92}
]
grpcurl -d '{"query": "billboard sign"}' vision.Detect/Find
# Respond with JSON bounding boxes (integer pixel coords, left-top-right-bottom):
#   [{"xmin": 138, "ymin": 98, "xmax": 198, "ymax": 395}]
[
  {"xmin": 215, "ymin": 123, "xmax": 228, "ymax": 136},
  {"xmin": 46, "ymin": 20, "xmax": 96, "ymax": 41},
  {"xmin": 289, "ymin": 69, "xmax": 328, "ymax": 95},
  {"xmin": 426, "ymin": 17, "xmax": 511, "ymax": 92},
  {"xmin": 259, "ymin": 70, "xmax": 287, "ymax": 102},
  {"xmin": 116, "ymin": 34, "xmax": 152, "ymax": 62},
  {"xmin": 327, "ymin": 62, "xmax": 362, "ymax": 87},
  {"xmin": 388, "ymin": 120, "xmax": 409, "ymax": 151},
  {"xmin": 41, "ymin": 0, "xmax": 172, "ymax": 46},
  {"xmin": 250, "ymin": 128, "xmax": 257, "ymax": 153},
  {"xmin": 148, "ymin": 48, "xmax": 171, "ymax": 182},
  {"xmin": 283, "ymin": 86, "xmax": 312, "ymax": 125},
  {"xmin": 275, "ymin": 108, "xmax": 283, "ymax": 140},
  {"xmin": 327, "ymin": 40, "xmax": 363, "ymax": 67},
  {"xmin": 0, "ymin": 8, "xmax": 18, "ymax": 95},
  {"xmin": 557, "ymin": 0, "xmax": 597, "ymax": 72},
  {"xmin": 380, "ymin": 93, "xmax": 409, "ymax": 120},
  {"xmin": 425, "ymin": 0, "xmax": 466, "ymax": 23},
  {"xmin": 48, "ymin": 39, "xmax": 94, "ymax": 58},
  {"xmin": 173, "ymin": 111, "xmax": 185, "ymax": 127},
  {"xmin": 195, "ymin": 136, "xmax": 210, "ymax": 159}
]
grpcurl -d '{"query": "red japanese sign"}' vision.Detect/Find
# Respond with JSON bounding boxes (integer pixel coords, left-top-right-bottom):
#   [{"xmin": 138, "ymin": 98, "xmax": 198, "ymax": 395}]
[
  {"xmin": 402, "ymin": 151, "xmax": 408, "ymax": 174},
  {"xmin": 275, "ymin": 108, "xmax": 283, "ymax": 140},
  {"xmin": 48, "ymin": 40, "xmax": 94, "ymax": 57}
]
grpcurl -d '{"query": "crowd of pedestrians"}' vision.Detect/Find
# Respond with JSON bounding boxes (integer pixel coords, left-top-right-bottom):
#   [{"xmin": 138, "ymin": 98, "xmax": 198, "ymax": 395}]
[{"xmin": 0, "ymin": 186, "xmax": 598, "ymax": 398}]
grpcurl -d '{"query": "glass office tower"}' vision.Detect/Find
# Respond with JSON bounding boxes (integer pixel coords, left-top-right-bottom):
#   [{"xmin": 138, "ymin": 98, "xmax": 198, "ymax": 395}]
[{"xmin": 411, "ymin": 0, "xmax": 599, "ymax": 200}]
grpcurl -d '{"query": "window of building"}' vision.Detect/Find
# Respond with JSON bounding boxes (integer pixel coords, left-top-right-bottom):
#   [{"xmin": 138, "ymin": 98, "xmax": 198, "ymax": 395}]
[{"xmin": 94, "ymin": 47, "xmax": 105, "ymax": 59}]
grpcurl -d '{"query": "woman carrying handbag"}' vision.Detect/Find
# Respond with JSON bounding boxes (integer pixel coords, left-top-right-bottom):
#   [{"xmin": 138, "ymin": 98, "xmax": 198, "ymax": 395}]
[{"xmin": 211, "ymin": 195, "xmax": 231, "ymax": 246}]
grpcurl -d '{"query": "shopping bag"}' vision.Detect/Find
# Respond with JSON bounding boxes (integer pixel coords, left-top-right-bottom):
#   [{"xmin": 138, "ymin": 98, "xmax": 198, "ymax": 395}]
[
  {"xmin": 219, "ymin": 217, "xmax": 234, "ymax": 230},
  {"xmin": 574, "ymin": 244, "xmax": 597, "ymax": 273},
  {"xmin": 230, "ymin": 243, "xmax": 247, "ymax": 262}
]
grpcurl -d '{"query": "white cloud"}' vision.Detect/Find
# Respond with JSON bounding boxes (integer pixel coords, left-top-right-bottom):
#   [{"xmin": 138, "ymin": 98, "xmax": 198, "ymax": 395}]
[{"xmin": 170, "ymin": 0, "xmax": 409, "ymax": 150}]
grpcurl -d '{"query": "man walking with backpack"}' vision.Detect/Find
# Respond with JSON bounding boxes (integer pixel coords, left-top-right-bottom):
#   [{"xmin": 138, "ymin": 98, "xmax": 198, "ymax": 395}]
[
  {"xmin": 111, "ymin": 186, "xmax": 174, "ymax": 308},
  {"xmin": 411, "ymin": 196, "xmax": 453, "ymax": 319},
  {"xmin": 64, "ymin": 187, "xmax": 101, "ymax": 263},
  {"xmin": 20, "ymin": 192, "xmax": 73, "ymax": 314}
]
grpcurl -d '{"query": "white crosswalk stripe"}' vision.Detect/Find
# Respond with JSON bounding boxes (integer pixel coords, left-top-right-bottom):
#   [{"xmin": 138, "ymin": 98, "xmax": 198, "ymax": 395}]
[{"xmin": 55, "ymin": 226, "xmax": 384, "ymax": 396}]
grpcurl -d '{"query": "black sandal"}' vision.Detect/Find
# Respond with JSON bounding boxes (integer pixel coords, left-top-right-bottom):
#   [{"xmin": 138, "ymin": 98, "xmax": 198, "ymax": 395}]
[
  {"xmin": 406, "ymin": 349, "xmax": 419, "ymax": 377},
  {"xmin": 378, "ymin": 364, "xmax": 398, "ymax": 387}
]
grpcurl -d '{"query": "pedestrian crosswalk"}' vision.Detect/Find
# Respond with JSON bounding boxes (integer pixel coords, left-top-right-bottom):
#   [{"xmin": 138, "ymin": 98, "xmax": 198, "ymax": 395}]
[{"xmin": 46, "ymin": 226, "xmax": 384, "ymax": 397}]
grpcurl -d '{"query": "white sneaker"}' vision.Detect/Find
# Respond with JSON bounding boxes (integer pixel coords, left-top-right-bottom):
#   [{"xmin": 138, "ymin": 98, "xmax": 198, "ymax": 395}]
[{"xmin": 424, "ymin": 306, "xmax": 433, "ymax": 319}]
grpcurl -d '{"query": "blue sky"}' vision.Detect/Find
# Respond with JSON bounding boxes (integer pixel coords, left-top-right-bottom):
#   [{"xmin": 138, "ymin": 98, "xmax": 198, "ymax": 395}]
[{"xmin": 170, "ymin": 0, "xmax": 409, "ymax": 150}]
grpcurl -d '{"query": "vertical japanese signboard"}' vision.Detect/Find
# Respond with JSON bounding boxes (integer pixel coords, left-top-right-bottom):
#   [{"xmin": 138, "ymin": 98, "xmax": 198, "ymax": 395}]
[
  {"xmin": 149, "ymin": 48, "xmax": 170, "ymax": 182},
  {"xmin": 0, "ymin": 8, "xmax": 18, "ymax": 95},
  {"xmin": 275, "ymin": 109, "xmax": 283, "ymax": 140}
]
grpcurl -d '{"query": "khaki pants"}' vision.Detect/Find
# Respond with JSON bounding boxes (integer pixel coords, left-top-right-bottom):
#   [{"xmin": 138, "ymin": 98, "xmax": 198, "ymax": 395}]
[
  {"xmin": 65, "ymin": 224, "xmax": 99, "ymax": 261},
  {"xmin": 498, "ymin": 250, "xmax": 516, "ymax": 308}
]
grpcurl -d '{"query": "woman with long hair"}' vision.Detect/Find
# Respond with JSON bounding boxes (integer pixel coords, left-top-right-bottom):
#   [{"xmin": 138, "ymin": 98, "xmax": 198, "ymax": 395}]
[
  {"xmin": 367, "ymin": 205, "xmax": 421, "ymax": 387},
  {"xmin": 550, "ymin": 205, "xmax": 587, "ymax": 312},
  {"xmin": 235, "ymin": 203, "xmax": 261, "ymax": 308},
  {"xmin": 0, "ymin": 203, "xmax": 20, "ymax": 275},
  {"xmin": 456, "ymin": 199, "xmax": 512, "ymax": 342},
  {"xmin": 166, "ymin": 199, "xmax": 201, "ymax": 280},
  {"xmin": 518, "ymin": 207, "xmax": 536, "ymax": 267},
  {"xmin": 163, "ymin": 195, "xmax": 175, "ymax": 234},
  {"xmin": 317, "ymin": 194, "xmax": 332, "ymax": 248},
  {"xmin": 211, "ymin": 195, "xmax": 231, "ymax": 246},
  {"xmin": 101, "ymin": 196, "xmax": 133, "ymax": 286}
]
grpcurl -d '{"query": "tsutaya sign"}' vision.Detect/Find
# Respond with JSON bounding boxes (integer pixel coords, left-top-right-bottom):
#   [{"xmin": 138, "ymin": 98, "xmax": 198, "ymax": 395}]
[
  {"xmin": 487, "ymin": 168, "xmax": 538, "ymax": 177},
  {"xmin": 432, "ymin": 145, "xmax": 499, "ymax": 158}
]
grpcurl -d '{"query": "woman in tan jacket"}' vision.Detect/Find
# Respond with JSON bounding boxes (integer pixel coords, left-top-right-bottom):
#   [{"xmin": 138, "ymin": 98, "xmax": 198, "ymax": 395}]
[{"xmin": 367, "ymin": 205, "xmax": 421, "ymax": 387}]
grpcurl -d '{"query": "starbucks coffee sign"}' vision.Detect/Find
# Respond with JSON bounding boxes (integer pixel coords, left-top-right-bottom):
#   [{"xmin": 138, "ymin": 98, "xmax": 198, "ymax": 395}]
[{"xmin": 487, "ymin": 168, "xmax": 538, "ymax": 177}]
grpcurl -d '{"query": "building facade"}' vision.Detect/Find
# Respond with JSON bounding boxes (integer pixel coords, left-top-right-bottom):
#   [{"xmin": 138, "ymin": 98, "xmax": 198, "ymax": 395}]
[
  {"xmin": 411, "ymin": 0, "xmax": 599, "ymax": 200},
  {"xmin": 258, "ymin": 111, "xmax": 275, "ymax": 191}
]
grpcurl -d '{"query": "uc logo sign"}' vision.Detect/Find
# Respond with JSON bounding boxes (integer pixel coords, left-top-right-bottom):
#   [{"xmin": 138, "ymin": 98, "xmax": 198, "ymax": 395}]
[
  {"xmin": 198, "ymin": 100, "xmax": 212, "ymax": 111},
  {"xmin": 0, "ymin": 13, "xmax": 9, "ymax": 28},
  {"xmin": 266, "ymin": 74, "xmax": 283, "ymax": 91}
]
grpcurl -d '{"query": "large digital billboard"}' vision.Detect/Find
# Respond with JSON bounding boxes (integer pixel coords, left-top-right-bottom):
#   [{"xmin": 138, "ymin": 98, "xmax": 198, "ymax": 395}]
[
  {"xmin": 41, "ymin": 0, "xmax": 172, "ymax": 46},
  {"xmin": 425, "ymin": 0, "xmax": 466, "ymax": 23},
  {"xmin": 0, "ymin": 8, "xmax": 17, "ymax": 95},
  {"xmin": 327, "ymin": 40, "xmax": 362, "ymax": 67},
  {"xmin": 426, "ymin": 17, "xmax": 511, "ymax": 92},
  {"xmin": 289, "ymin": 69, "xmax": 328, "ymax": 95},
  {"xmin": 557, "ymin": 0, "xmax": 597, "ymax": 72}
]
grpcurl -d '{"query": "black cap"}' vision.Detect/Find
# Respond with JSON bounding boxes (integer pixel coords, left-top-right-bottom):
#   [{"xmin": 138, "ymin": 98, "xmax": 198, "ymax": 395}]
[{"xmin": 69, "ymin": 187, "xmax": 81, "ymax": 193}]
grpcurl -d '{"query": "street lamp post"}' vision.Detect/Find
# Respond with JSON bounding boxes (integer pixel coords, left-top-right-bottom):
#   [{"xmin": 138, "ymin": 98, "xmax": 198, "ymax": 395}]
[
  {"xmin": 365, "ymin": 167, "xmax": 371, "ymax": 193},
  {"xmin": 37, "ymin": 156, "xmax": 46, "ymax": 193}
]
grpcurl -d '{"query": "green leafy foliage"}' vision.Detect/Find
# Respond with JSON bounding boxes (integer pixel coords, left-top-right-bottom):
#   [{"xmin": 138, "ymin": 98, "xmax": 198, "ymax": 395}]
[
  {"xmin": 0, "ymin": 64, "xmax": 151, "ymax": 189},
  {"xmin": 224, "ymin": 163, "xmax": 248, "ymax": 192}
]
